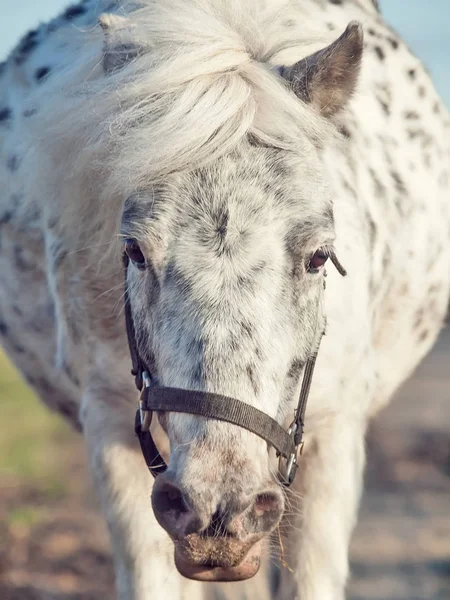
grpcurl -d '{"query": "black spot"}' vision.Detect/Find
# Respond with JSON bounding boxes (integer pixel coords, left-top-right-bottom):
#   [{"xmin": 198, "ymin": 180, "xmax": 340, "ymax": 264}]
[
  {"xmin": 240, "ymin": 321, "xmax": 255, "ymax": 339},
  {"xmin": 418, "ymin": 85, "xmax": 426, "ymax": 98},
  {"xmin": 57, "ymin": 402, "xmax": 82, "ymax": 430},
  {"xmin": 377, "ymin": 97, "xmax": 390, "ymax": 116},
  {"xmin": 237, "ymin": 274, "xmax": 255, "ymax": 293},
  {"xmin": 0, "ymin": 321, "xmax": 8, "ymax": 336},
  {"xmin": 328, "ymin": 0, "xmax": 343, "ymax": 4},
  {"xmin": 246, "ymin": 365, "xmax": 259, "ymax": 395},
  {"xmin": 387, "ymin": 37, "xmax": 399, "ymax": 50},
  {"xmin": 407, "ymin": 128, "xmax": 421, "ymax": 141},
  {"xmin": 433, "ymin": 101, "xmax": 441, "ymax": 115},
  {"xmin": 367, "ymin": 28, "xmax": 377, "ymax": 36},
  {"xmin": 0, "ymin": 107, "xmax": 11, "ymax": 122},
  {"xmin": 0, "ymin": 210, "xmax": 12, "ymax": 225},
  {"xmin": 390, "ymin": 170, "xmax": 407, "ymax": 195},
  {"xmin": 408, "ymin": 68, "xmax": 416, "ymax": 80},
  {"xmin": 64, "ymin": 5, "xmax": 87, "ymax": 19},
  {"xmin": 7, "ymin": 155, "xmax": 20, "ymax": 172},
  {"xmin": 369, "ymin": 169, "xmax": 386, "ymax": 197},
  {"xmin": 326, "ymin": 23, "xmax": 336, "ymax": 31},
  {"xmin": 15, "ymin": 30, "xmax": 39, "ymax": 65},
  {"xmin": 12, "ymin": 342, "xmax": 26, "ymax": 355},
  {"xmin": 374, "ymin": 46, "xmax": 385, "ymax": 61},
  {"xmin": 404, "ymin": 110, "xmax": 419, "ymax": 120},
  {"xmin": 287, "ymin": 358, "xmax": 304, "ymax": 380},
  {"xmin": 214, "ymin": 208, "xmax": 229, "ymax": 239},
  {"xmin": 365, "ymin": 210, "xmax": 377, "ymax": 251},
  {"xmin": 23, "ymin": 108, "xmax": 38, "ymax": 118},
  {"xmin": 35, "ymin": 66, "xmax": 51, "ymax": 82},
  {"xmin": 339, "ymin": 125, "xmax": 352, "ymax": 139}
]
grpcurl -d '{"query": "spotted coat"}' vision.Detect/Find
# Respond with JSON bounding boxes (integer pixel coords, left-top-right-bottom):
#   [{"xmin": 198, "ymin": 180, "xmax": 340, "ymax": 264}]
[{"xmin": 0, "ymin": 1, "xmax": 449, "ymax": 599}]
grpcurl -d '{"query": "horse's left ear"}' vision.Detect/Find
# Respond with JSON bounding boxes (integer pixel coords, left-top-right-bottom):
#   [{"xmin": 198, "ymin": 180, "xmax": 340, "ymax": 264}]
[
  {"xmin": 278, "ymin": 21, "xmax": 364, "ymax": 118},
  {"xmin": 99, "ymin": 14, "xmax": 143, "ymax": 74}
]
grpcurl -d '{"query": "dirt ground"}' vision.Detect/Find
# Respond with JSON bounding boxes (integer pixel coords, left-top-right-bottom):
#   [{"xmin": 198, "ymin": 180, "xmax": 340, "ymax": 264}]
[{"xmin": 0, "ymin": 330, "xmax": 449, "ymax": 600}]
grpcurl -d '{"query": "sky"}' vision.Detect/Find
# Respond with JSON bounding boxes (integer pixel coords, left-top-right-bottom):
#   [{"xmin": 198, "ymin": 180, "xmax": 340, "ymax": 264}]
[{"xmin": 0, "ymin": 1, "xmax": 449, "ymax": 107}]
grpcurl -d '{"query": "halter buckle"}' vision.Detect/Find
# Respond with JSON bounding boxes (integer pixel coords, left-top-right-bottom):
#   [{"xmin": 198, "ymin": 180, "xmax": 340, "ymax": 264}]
[
  {"xmin": 138, "ymin": 371, "xmax": 152, "ymax": 431},
  {"xmin": 278, "ymin": 421, "xmax": 304, "ymax": 486}
]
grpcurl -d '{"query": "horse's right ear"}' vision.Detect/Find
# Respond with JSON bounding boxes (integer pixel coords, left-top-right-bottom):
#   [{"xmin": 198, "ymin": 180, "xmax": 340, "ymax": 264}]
[
  {"xmin": 99, "ymin": 14, "xmax": 143, "ymax": 75},
  {"xmin": 277, "ymin": 21, "xmax": 364, "ymax": 118}
]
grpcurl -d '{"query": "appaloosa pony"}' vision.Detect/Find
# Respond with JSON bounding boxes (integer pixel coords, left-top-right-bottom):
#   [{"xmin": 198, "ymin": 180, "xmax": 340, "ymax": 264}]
[{"xmin": 1, "ymin": 0, "xmax": 449, "ymax": 598}]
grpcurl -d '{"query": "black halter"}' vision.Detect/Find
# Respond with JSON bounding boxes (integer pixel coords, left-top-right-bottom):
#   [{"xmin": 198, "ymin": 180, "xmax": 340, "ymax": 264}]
[{"xmin": 123, "ymin": 253, "xmax": 325, "ymax": 486}]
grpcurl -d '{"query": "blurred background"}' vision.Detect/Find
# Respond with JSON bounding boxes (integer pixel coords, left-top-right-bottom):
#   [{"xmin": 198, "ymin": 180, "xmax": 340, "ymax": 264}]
[{"xmin": 0, "ymin": 1, "xmax": 449, "ymax": 599}]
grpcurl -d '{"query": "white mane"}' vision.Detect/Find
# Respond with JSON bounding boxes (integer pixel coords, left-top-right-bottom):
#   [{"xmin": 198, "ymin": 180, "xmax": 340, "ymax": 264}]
[{"xmin": 30, "ymin": 0, "xmax": 333, "ymax": 213}]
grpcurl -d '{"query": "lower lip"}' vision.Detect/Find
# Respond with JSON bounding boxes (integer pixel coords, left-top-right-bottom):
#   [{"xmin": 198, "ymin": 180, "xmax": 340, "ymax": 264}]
[{"xmin": 174, "ymin": 545, "xmax": 261, "ymax": 582}]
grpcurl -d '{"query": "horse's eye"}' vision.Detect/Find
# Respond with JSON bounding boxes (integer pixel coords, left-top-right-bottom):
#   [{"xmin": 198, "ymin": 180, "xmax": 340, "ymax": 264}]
[
  {"xmin": 308, "ymin": 248, "xmax": 328, "ymax": 272},
  {"xmin": 125, "ymin": 239, "xmax": 146, "ymax": 267}
]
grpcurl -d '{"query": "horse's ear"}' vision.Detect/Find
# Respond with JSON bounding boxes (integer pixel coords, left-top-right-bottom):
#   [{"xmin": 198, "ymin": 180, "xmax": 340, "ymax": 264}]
[
  {"xmin": 278, "ymin": 21, "xmax": 364, "ymax": 118},
  {"xmin": 99, "ymin": 14, "xmax": 143, "ymax": 75}
]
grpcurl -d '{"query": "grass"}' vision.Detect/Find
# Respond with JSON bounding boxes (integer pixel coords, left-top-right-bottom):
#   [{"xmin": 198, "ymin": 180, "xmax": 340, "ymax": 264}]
[{"xmin": 0, "ymin": 351, "xmax": 75, "ymax": 498}]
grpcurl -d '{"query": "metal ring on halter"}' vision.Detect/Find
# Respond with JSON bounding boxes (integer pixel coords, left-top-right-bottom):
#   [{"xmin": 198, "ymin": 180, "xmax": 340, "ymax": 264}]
[
  {"xmin": 139, "ymin": 371, "xmax": 152, "ymax": 431},
  {"xmin": 278, "ymin": 422, "xmax": 304, "ymax": 485}
]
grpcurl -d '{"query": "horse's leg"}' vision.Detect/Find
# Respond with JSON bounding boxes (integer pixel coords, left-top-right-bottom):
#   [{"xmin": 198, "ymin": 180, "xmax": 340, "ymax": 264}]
[
  {"xmin": 276, "ymin": 415, "xmax": 366, "ymax": 600},
  {"xmin": 81, "ymin": 384, "xmax": 202, "ymax": 600}
]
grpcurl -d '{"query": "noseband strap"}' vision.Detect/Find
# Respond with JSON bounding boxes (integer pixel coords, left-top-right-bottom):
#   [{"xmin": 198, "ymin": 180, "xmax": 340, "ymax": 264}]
[{"xmin": 123, "ymin": 253, "xmax": 323, "ymax": 486}]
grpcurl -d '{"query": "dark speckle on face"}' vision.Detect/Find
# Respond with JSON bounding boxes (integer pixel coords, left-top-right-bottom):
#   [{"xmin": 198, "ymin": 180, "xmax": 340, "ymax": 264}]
[
  {"xmin": 0, "ymin": 107, "xmax": 12, "ymax": 123},
  {"xmin": 23, "ymin": 108, "xmax": 38, "ymax": 118},
  {"xmin": 286, "ymin": 358, "xmax": 305, "ymax": 383},
  {"xmin": 339, "ymin": 125, "xmax": 352, "ymax": 139},
  {"xmin": 387, "ymin": 37, "xmax": 399, "ymax": 50},
  {"xmin": 7, "ymin": 155, "xmax": 20, "ymax": 172},
  {"xmin": 64, "ymin": 4, "xmax": 87, "ymax": 19},
  {"xmin": 0, "ymin": 210, "xmax": 13, "ymax": 226},
  {"xmin": 15, "ymin": 29, "xmax": 39, "ymax": 65},
  {"xmin": 246, "ymin": 365, "xmax": 259, "ymax": 395},
  {"xmin": 35, "ymin": 66, "xmax": 51, "ymax": 83},
  {"xmin": 374, "ymin": 46, "xmax": 385, "ymax": 61}
]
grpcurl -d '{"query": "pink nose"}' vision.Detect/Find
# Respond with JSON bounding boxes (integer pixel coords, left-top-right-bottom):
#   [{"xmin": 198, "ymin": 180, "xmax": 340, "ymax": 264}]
[{"xmin": 151, "ymin": 476, "xmax": 284, "ymax": 542}]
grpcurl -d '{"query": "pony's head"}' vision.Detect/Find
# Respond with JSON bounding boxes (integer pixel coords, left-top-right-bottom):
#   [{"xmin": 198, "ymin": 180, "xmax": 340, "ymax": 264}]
[
  {"xmin": 48, "ymin": 1, "xmax": 363, "ymax": 582},
  {"xmin": 117, "ymin": 12, "xmax": 362, "ymax": 579}
]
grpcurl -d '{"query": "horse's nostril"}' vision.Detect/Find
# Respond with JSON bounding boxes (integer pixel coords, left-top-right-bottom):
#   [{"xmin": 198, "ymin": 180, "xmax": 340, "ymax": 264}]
[
  {"xmin": 253, "ymin": 491, "xmax": 283, "ymax": 517},
  {"xmin": 152, "ymin": 482, "xmax": 188, "ymax": 515}
]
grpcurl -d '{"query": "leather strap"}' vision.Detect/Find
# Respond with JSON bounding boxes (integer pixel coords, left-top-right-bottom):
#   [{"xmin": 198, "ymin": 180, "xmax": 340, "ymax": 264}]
[
  {"xmin": 123, "ymin": 253, "xmax": 145, "ymax": 390},
  {"xmin": 141, "ymin": 386, "xmax": 296, "ymax": 458},
  {"xmin": 134, "ymin": 410, "xmax": 167, "ymax": 475}
]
